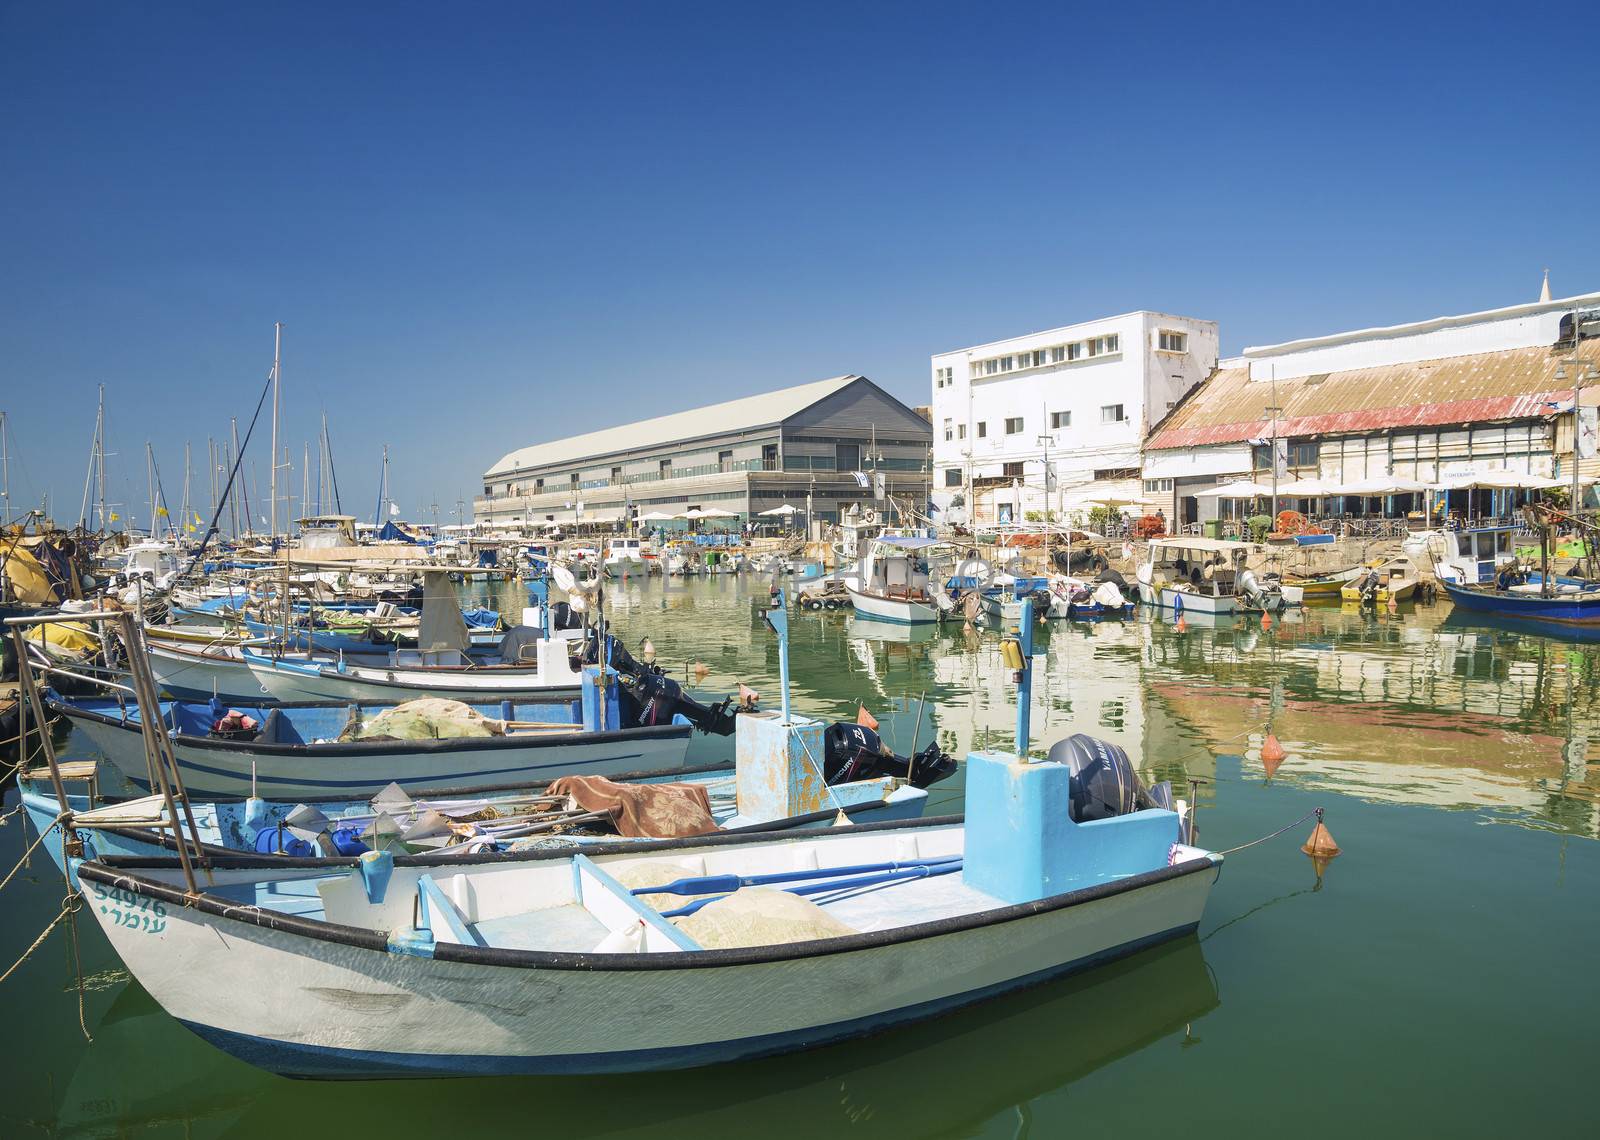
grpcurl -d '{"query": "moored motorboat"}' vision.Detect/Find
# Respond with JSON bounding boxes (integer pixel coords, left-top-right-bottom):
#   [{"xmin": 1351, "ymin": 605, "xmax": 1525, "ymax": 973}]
[{"xmin": 73, "ymin": 738, "xmax": 1215, "ymax": 1078}]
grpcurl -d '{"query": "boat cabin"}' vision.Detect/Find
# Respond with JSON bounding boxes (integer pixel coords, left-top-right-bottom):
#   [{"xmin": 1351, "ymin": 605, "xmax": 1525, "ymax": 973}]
[
  {"xmin": 1143, "ymin": 537, "xmax": 1258, "ymax": 599},
  {"xmin": 1429, "ymin": 524, "xmax": 1519, "ymax": 585}
]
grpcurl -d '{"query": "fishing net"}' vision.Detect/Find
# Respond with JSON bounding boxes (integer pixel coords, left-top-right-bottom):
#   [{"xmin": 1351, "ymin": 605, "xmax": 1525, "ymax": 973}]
[
  {"xmin": 341, "ymin": 698, "xmax": 505, "ymax": 742},
  {"xmin": 673, "ymin": 887, "xmax": 858, "ymax": 949}
]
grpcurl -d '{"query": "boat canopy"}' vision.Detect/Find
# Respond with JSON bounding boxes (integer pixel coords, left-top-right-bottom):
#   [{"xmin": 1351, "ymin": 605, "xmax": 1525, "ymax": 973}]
[
  {"xmin": 1147, "ymin": 536, "xmax": 1262, "ymax": 554},
  {"xmin": 875, "ymin": 535, "xmax": 942, "ymax": 550}
]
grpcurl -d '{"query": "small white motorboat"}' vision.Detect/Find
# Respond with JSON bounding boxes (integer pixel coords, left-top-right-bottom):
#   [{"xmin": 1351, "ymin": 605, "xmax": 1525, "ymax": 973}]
[{"xmin": 846, "ymin": 536, "xmax": 945, "ymax": 624}]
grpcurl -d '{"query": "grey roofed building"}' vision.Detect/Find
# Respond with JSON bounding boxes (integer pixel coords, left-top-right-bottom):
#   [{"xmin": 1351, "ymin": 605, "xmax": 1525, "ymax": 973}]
[{"xmin": 475, "ymin": 374, "xmax": 932, "ymax": 529}]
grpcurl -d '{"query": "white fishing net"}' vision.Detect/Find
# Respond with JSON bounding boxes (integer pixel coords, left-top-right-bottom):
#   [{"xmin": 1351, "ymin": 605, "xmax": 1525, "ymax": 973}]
[{"xmin": 673, "ymin": 887, "xmax": 858, "ymax": 950}]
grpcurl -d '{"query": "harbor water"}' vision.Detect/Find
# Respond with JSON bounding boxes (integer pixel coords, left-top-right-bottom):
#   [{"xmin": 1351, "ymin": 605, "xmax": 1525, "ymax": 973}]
[{"xmin": 4, "ymin": 575, "xmax": 1599, "ymax": 1137}]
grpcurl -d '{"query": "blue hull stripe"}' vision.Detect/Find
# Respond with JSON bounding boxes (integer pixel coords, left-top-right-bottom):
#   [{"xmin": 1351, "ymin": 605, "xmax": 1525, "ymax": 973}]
[
  {"xmin": 177, "ymin": 922, "xmax": 1198, "ymax": 1079},
  {"xmin": 125, "ymin": 751, "xmax": 656, "ymax": 794}
]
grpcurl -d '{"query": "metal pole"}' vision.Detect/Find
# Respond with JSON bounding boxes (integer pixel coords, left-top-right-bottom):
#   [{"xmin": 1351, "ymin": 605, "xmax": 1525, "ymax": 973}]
[
  {"xmin": 1015, "ymin": 597, "xmax": 1034, "ymax": 756},
  {"xmin": 269, "ymin": 322, "xmax": 282, "ymax": 539}
]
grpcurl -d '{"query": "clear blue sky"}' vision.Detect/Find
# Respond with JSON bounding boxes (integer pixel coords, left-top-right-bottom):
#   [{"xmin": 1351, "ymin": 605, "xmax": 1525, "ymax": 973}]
[{"xmin": 2, "ymin": 1, "xmax": 1594, "ymax": 528}]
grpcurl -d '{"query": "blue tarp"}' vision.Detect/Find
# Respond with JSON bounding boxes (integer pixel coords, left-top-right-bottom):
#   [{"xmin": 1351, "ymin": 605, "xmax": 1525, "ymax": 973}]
[{"xmin": 375, "ymin": 522, "xmax": 418, "ymax": 544}]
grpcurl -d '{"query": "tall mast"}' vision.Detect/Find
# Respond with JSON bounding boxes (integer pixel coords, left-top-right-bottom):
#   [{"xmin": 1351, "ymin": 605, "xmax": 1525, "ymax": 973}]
[
  {"xmin": 146, "ymin": 442, "xmax": 156, "ymax": 538},
  {"xmin": 78, "ymin": 407, "xmax": 97, "ymax": 528},
  {"xmin": 301, "ymin": 440, "xmax": 310, "ymax": 524},
  {"xmin": 181, "ymin": 440, "xmax": 192, "ymax": 539},
  {"xmin": 96, "ymin": 385, "xmax": 107, "ymax": 530},
  {"xmin": 269, "ymin": 322, "xmax": 282, "ymax": 538},
  {"xmin": 230, "ymin": 418, "xmax": 242, "ymax": 538},
  {"xmin": 208, "ymin": 437, "xmax": 218, "ymax": 525},
  {"xmin": 1, "ymin": 411, "xmax": 10, "ymax": 526}
]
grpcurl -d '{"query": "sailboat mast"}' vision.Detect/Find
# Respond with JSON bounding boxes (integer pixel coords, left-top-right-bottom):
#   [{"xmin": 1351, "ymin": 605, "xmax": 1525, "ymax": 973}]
[
  {"xmin": 269, "ymin": 322, "xmax": 282, "ymax": 538},
  {"xmin": 301, "ymin": 440, "xmax": 310, "ymax": 525},
  {"xmin": 1, "ymin": 411, "xmax": 10, "ymax": 526},
  {"xmin": 96, "ymin": 385, "xmax": 107, "ymax": 530},
  {"xmin": 181, "ymin": 440, "xmax": 192, "ymax": 539},
  {"xmin": 230, "ymin": 418, "xmax": 242, "ymax": 538},
  {"xmin": 146, "ymin": 442, "xmax": 156, "ymax": 538}
]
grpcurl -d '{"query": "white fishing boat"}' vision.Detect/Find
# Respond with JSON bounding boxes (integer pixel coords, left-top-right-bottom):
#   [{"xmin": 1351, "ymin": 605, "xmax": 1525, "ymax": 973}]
[
  {"xmin": 74, "ymin": 742, "xmax": 1217, "ymax": 1078},
  {"xmin": 1136, "ymin": 537, "xmax": 1261, "ymax": 615},
  {"xmin": 603, "ymin": 537, "xmax": 646, "ymax": 576},
  {"xmin": 846, "ymin": 536, "xmax": 944, "ymax": 624}
]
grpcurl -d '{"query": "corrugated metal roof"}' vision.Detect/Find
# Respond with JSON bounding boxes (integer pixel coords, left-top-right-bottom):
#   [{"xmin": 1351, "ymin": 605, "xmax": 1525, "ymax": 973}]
[
  {"xmin": 1148, "ymin": 339, "xmax": 1600, "ymax": 452},
  {"xmin": 486, "ymin": 375, "xmax": 862, "ymax": 476}
]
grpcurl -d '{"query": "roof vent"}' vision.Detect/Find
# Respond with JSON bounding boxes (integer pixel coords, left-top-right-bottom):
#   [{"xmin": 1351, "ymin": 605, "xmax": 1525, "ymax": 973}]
[{"xmin": 1304, "ymin": 374, "xmax": 1329, "ymax": 386}]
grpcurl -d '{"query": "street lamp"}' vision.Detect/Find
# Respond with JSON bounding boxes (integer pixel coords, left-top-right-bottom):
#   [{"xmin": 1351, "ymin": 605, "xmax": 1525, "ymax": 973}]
[
  {"xmin": 1556, "ymin": 356, "xmax": 1600, "ymax": 513},
  {"xmin": 1263, "ymin": 404, "xmax": 1284, "ymax": 522},
  {"xmin": 1036, "ymin": 434, "xmax": 1055, "ymax": 523}
]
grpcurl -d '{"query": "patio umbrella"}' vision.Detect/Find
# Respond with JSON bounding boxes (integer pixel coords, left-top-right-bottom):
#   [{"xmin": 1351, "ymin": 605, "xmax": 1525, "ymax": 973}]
[
  {"xmin": 638, "ymin": 511, "xmax": 677, "ymax": 522},
  {"xmin": 1336, "ymin": 477, "xmax": 1429, "ymax": 495},
  {"xmin": 1194, "ymin": 480, "xmax": 1272, "ymax": 498},
  {"xmin": 680, "ymin": 509, "xmax": 704, "ymax": 519},
  {"xmin": 1276, "ymin": 478, "xmax": 1331, "ymax": 496},
  {"xmin": 698, "ymin": 507, "xmax": 738, "ymax": 518},
  {"xmin": 758, "ymin": 504, "xmax": 798, "ymax": 516}
]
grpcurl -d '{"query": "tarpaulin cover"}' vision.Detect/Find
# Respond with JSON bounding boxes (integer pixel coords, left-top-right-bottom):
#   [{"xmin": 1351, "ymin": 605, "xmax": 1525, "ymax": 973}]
[
  {"xmin": 547, "ymin": 774, "xmax": 717, "ymax": 838},
  {"xmin": 23, "ymin": 621, "xmax": 100, "ymax": 656},
  {"xmin": 374, "ymin": 521, "xmax": 419, "ymax": 544}
]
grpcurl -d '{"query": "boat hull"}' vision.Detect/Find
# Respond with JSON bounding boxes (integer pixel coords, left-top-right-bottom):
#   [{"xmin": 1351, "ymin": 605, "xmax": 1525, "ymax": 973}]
[
  {"xmin": 846, "ymin": 588, "xmax": 939, "ymax": 624},
  {"xmin": 59, "ymin": 707, "xmax": 694, "ymax": 799},
  {"xmin": 78, "ymin": 848, "xmax": 1215, "ymax": 1078},
  {"xmin": 1156, "ymin": 588, "xmax": 1236, "ymax": 615},
  {"xmin": 1439, "ymin": 579, "xmax": 1600, "ymax": 624}
]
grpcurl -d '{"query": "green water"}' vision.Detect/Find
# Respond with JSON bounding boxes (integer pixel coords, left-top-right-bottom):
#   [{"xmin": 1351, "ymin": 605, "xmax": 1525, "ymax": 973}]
[{"xmin": 4, "ymin": 576, "xmax": 1600, "ymax": 1138}]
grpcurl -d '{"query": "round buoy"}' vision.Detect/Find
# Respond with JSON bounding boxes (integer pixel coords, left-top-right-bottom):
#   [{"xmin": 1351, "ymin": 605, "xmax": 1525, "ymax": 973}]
[
  {"xmin": 1175, "ymin": 615, "xmax": 1188, "ymax": 633},
  {"xmin": 692, "ymin": 661, "xmax": 710, "ymax": 681}
]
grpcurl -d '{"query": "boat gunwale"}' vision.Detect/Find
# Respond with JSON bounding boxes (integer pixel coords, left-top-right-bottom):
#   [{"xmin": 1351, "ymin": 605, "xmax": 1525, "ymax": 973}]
[
  {"xmin": 76, "ymin": 831, "xmax": 1219, "ymax": 972},
  {"xmin": 47, "ymin": 696, "xmax": 693, "ymax": 756}
]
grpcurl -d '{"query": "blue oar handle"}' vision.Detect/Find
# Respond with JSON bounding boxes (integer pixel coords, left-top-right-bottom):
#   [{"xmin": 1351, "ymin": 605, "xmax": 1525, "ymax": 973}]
[
  {"xmin": 632, "ymin": 855, "xmax": 961, "ymax": 898},
  {"xmin": 656, "ymin": 860, "xmax": 964, "ymax": 919}
]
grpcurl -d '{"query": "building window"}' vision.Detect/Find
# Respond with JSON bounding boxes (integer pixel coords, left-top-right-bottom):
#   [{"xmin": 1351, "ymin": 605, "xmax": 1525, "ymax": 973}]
[
  {"xmin": 1100, "ymin": 404, "xmax": 1125, "ymax": 423},
  {"xmin": 976, "ymin": 421, "xmax": 987, "ymax": 438},
  {"xmin": 958, "ymin": 424, "xmax": 967, "ymax": 439},
  {"xmin": 1067, "ymin": 342, "xmax": 1084, "ymax": 361},
  {"xmin": 718, "ymin": 450, "xmax": 733, "ymax": 469},
  {"xmin": 1087, "ymin": 335, "xmax": 1120, "ymax": 357},
  {"xmin": 985, "ymin": 359, "xmax": 999, "ymax": 376},
  {"xmin": 999, "ymin": 356, "xmax": 1015, "ymax": 373},
  {"xmin": 658, "ymin": 459, "xmax": 671, "ymax": 476},
  {"xmin": 943, "ymin": 418, "xmax": 953, "ymax": 442},
  {"xmin": 1002, "ymin": 461, "xmax": 1024, "ymax": 478},
  {"xmin": 535, "ymin": 478, "xmax": 544, "ymax": 491},
  {"xmin": 1005, "ymin": 417, "xmax": 1024, "ymax": 435},
  {"xmin": 570, "ymin": 472, "xmax": 580, "ymax": 485},
  {"xmin": 944, "ymin": 468, "xmax": 962, "ymax": 487},
  {"xmin": 1290, "ymin": 442, "xmax": 1319, "ymax": 467},
  {"xmin": 1050, "ymin": 345, "xmax": 1065, "ymax": 363},
  {"xmin": 1158, "ymin": 330, "xmax": 1187, "ymax": 352},
  {"xmin": 933, "ymin": 366, "xmax": 953, "ymax": 389},
  {"xmin": 1050, "ymin": 411, "xmax": 1070, "ymax": 429},
  {"xmin": 836, "ymin": 443, "xmax": 861, "ymax": 471},
  {"xmin": 1143, "ymin": 478, "xmax": 1174, "ymax": 493}
]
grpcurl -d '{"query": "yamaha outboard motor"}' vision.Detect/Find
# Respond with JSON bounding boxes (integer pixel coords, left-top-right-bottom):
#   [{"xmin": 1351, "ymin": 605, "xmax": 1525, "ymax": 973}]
[
  {"xmin": 821, "ymin": 722, "xmax": 957, "ymax": 789},
  {"xmin": 1046, "ymin": 733, "xmax": 1141, "ymax": 821}
]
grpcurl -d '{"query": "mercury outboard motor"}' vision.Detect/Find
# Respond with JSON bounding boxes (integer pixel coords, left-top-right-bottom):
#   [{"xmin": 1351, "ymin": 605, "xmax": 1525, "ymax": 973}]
[
  {"xmin": 821, "ymin": 722, "xmax": 957, "ymax": 789},
  {"xmin": 576, "ymin": 630, "xmax": 740, "ymax": 735}
]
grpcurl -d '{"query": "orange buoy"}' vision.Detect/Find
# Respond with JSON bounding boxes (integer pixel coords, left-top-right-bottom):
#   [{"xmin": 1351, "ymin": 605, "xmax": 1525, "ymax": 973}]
[
  {"xmin": 1261, "ymin": 611, "xmax": 1273, "ymax": 630},
  {"xmin": 692, "ymin": 661, "xmax": 710, "ymax": 681},
  {"xmin": 1302, "ymin": 819, "xmax": 1341, "ymax": 860},
  {"xmin": 1176, "ymin": 615, "xmax": 1188, "ymax": 633},
  {"xmin": 1261, "ymin": 732, "xmax": 1287, "ymax": 777},
  {"xmin": 856, "ymin": 704, "xmax": 880, "ymax": 731}
]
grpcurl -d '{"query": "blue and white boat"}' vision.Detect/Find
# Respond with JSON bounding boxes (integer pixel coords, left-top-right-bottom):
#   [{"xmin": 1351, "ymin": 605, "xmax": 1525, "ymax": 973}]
[
  {"xmin": 72, "ymin": 745, "xmax": 1216, "ymax": 1078},
  {"xmin": 1438, "ymin": 576, "xmax": 1600, "ymax": 625},
  {"xmin": 47, "ymin": 676, "xmax": 694, "ymax": 800}
]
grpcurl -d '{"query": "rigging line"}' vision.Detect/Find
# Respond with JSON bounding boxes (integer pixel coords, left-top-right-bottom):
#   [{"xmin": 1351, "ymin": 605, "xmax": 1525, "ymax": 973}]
[{"xmin": 181, "ymin": 371, "xmax": 275, "ymax": 579}]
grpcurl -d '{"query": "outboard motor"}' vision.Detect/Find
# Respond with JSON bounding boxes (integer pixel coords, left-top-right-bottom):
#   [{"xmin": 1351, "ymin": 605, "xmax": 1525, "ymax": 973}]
[
  {"xmin": 1355, "ymin": 568, "xmax": 1382, "ymax": 604},
  {"xmin": 576, "ymin": 630, "xmax": 741, "ymax": 735},
  {"xmin": 821, "ymin": 722, "xmax": 957, "ymax": 789},
  {"xmin": 1046, "ymin": 733, "xmax": 1140, "ymax": 821}
]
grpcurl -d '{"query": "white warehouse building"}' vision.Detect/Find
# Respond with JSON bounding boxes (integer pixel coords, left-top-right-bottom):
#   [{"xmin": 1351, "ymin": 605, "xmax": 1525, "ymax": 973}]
[{"xmin": 929, "ymin": 311, "xmax": 1218, "ymax": 524}]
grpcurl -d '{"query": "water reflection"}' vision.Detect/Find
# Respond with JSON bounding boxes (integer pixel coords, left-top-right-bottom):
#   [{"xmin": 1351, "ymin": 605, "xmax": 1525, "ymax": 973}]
[{"xmin": 600, "ymin": 578, "xmax": 1600, "ymax": 839}]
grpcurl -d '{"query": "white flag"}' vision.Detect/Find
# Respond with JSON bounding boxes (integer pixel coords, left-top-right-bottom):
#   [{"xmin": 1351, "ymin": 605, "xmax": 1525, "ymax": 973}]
[{"xmin": 388, "ymin": 502, "xmax": 400, "ymax": 517}]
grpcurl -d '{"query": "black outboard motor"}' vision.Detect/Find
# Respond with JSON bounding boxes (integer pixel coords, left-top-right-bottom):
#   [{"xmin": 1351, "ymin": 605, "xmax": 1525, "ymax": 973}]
[
  {"xmin": 1046, "ymin": 733, "xmax": 1141, "ymax": 821},
  {"xmin": 822, "ymin": 722, "xmax": 957, "ymax": 789},
  {"xmin": 1096, "ymin": 566, "xmax": 1128, "ymax": 589},
  {"xmin": 549, "ymin": 601, "xmax": 583, "ymax": 631},
  {"xmin": 575, "ymin": 630, "xmax": 741, "ymax": 735}
]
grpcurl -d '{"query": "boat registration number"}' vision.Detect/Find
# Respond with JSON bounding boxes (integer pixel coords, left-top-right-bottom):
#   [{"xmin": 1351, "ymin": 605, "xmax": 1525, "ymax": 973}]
[{"xmin": 88, "ymin": 882, "xmax": 169, "ymax": 935}]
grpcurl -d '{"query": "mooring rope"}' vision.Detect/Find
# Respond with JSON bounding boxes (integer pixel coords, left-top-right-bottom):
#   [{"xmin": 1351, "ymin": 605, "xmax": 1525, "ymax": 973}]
[
  {"xmin": 0, "ymin": 812, "xmax": 64, "ymax": 894},
  {"xmin": 1214, "ymin": 806, "xmax": 1324, "ymax": 857},
  {"xmin": 0, "ymin": 892, "xmax": 78, "ymax": 986}
]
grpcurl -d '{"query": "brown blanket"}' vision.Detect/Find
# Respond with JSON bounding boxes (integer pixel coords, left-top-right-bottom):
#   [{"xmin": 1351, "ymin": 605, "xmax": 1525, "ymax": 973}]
[{"xmin": 547, "ymin": 775, "xmax": 718, "ymax": 839}]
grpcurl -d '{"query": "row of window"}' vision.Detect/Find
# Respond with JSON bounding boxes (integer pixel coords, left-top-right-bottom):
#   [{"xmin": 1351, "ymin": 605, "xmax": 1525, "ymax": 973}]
[
  {"xmin": 935, "ymin": 329, "xmax": 1189, "ymax": 389},
  {"xmin": 940, "ymin": 405, "xmax": 1127, "ymax": 442},
  {"xmin": 941, "ymin": 463, "xmax": 1141, "ymax": 488}
]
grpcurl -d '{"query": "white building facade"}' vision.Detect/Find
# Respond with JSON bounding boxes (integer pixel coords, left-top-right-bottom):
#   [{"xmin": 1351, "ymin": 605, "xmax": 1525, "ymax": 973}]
[{"xmin": 930, "ymin": 311, "xmax": 1217, "ymax": 525}]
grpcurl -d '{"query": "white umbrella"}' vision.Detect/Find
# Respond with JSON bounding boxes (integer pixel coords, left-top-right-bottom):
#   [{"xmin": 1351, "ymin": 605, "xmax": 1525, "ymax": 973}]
[
  {"xmin": 1337, "ymin": 477, "xmax": 1429, "ymax": 495},
  {"xmin": 698, "ymin": 507, "xmax": 738, "ymax": 518},
  {"xmin": 680, "ymin": 509, "xmax": 705, "ymax": 519},
  {"xmin": 758, "ymin": 504, "xmax": 798, "ymax": 517},
  {"xmin": 1194, "ymin": 480, "xmax": 1272, "ymax": 498},
  {"xmin": 638, "ymin": 511, "xmax": 677, "ymax": 522},
  {"xmin": 1433, "ymin": 468, "xmax": 1554, "ymax": 491},
  {"xmin": 1276, "ymin": 478, "xmax": 1331, "ymax": 496}
]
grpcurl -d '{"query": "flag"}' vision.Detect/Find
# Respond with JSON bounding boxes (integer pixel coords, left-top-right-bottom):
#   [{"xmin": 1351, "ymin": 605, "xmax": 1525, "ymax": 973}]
[
  {"xmin": 109, "ymin": 512, "xmax": 119, "ymax": 522},
  {"xmin": 193, "ymin": 512, "xmax": 203, "ymax": 525},
  {"xmin": 388, "ymin": 502, "xmax": 400, "ymax": 517},
  {"xmin": 852, "ymin": 470, "xmax": 870, "ymax": 489},
  {"xmin": 156, "ymin": 506, "xmax": 169, "ymax": 517}
]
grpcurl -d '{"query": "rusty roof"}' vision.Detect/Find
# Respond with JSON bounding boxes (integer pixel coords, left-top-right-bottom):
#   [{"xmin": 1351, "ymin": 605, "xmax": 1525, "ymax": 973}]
[{"xmin": 1147, "ymin": 339, "xmax": 1600, "ymax": 452}]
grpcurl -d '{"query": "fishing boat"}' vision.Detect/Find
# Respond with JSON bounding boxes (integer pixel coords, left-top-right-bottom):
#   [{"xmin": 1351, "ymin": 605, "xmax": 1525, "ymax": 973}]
[
  {"xmin": 1438, "ymin": 575, "xmax": 1600, "ymax": 624},
  {"xmin": 1426, "ymin": 522, "xmax": 1521, "ymax": 585},
  {"xmin": 1339, "ymin": 562, "xmax": 1419, "ymax": 605},
  {"xmin": 1281, "ymin": 566, "xmax": 1361, "ymax": 600},
  {"xmin": 978, "ymin": 574, "xmax": 1049, "ymax": 622},
  {"xmin": 1135, "ymin": 537, "xmax": 1254, "ymax": 615},
  {"xmin": 1048, "ymin": 574, "xmax": 1136, "ymax": 619},
  {"xmin": 48, "ymin": 680, "xmax": 695, "ymax": 799},
  {"xmin": 72, "ymin": 742, "xmax": 1216, "ymax": 1078},
  {"xmin": 603, "ymin": 537, "xmax": 646, "ymax": 576},
  {"xmin": 846, "ymin": 536, "xmax": 945, "ymax": 624}
]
